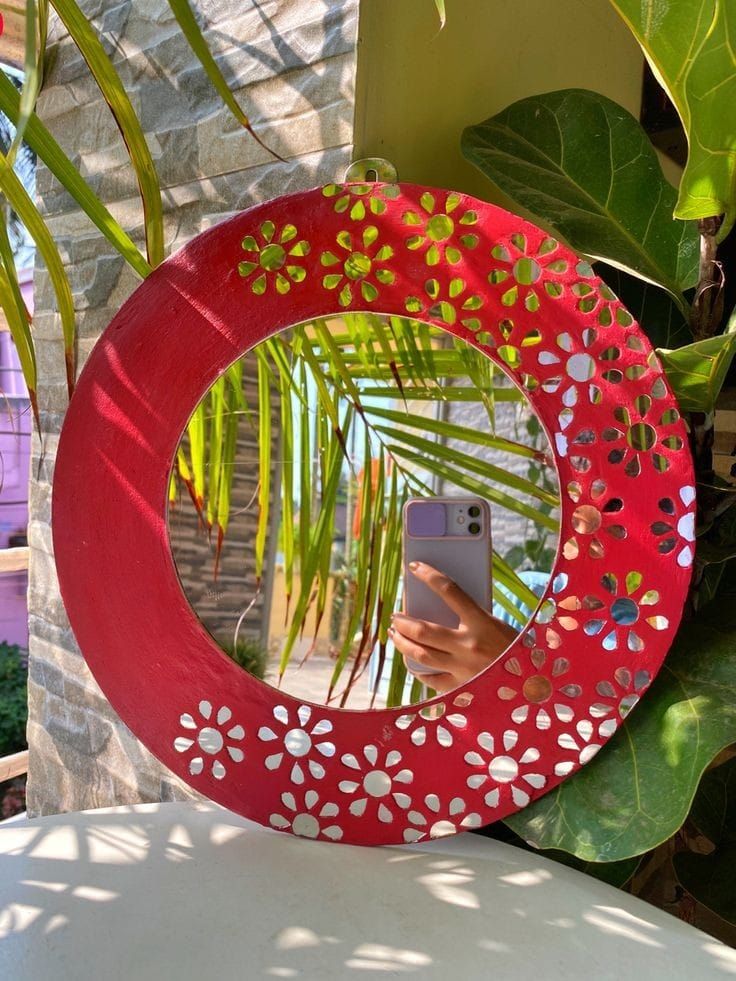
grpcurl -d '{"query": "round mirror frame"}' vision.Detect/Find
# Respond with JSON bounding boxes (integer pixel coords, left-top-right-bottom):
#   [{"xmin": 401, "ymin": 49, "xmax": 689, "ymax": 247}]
[{"xmin": 53, "ymin": 183, "xmax": 695, "ymax": 845}]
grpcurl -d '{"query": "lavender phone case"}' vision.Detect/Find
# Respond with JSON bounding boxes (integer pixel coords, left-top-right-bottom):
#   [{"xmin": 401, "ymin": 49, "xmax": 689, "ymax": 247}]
[{"xmin": 402, "ymin": 497, "xmax": 492, "ymax": 675}]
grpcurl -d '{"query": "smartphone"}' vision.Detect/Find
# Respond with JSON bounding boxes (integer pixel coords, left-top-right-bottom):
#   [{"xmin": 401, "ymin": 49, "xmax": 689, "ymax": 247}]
[{"xmin": 401, "ymin": 496, "xmax": 492, "ymax": 676}]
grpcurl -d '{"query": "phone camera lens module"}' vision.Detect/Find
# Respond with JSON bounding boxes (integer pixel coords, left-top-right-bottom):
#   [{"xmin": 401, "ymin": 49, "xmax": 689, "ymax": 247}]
[
  {"xmin": 468, "ymin": 505, "xmax": 481, "ymax": 518},
  {"xmin": 469, "ymin": 522, "xmax": 481, "ymax": 535}
]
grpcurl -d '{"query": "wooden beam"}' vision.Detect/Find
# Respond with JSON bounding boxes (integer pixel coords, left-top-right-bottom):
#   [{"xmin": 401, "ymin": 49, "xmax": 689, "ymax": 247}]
[
  {"xmin": 0, "ymin": 546, "xmax": 29, "ymax": 573},
  {"xmin": 0, "ymin": 750, "xmax": 28, "ymax": 782}
]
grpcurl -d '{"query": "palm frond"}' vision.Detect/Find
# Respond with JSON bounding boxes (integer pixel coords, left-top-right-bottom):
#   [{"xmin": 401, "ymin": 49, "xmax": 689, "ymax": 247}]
[
  {"xmin": 173, "ymin": 313, "xmax": 561, "ymax": 708},
  {"xmin": 50, "ymin": 0, "xmax": 165, "ymax": 267}
]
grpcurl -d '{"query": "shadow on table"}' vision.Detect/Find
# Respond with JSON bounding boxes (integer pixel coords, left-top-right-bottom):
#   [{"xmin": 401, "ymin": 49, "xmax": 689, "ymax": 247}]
[{"xmin": 0, "ymin": 802, "xmax": 733, "ymax": 979}]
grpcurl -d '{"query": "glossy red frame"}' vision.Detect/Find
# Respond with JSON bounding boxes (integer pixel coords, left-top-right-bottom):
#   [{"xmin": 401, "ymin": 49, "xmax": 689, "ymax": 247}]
[{"xmin": 53, "ymin": 183, "xmax": 694, "ymax": 845}]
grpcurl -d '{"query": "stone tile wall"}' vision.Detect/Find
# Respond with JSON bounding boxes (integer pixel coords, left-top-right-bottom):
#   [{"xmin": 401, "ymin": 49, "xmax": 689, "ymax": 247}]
[{"xmin": 27, "ymin": 0, "xmax": 357, "ymax": 815}]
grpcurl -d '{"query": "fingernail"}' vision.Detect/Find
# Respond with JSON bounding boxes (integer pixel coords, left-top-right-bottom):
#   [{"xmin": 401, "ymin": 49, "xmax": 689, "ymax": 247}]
[
  {"xmin": 409, "ymin": 561, "xmax": 420, "ymax": 571},
  {"xmin": 388, "ymin": 626, "xmax": 395, "ymax": 636}
]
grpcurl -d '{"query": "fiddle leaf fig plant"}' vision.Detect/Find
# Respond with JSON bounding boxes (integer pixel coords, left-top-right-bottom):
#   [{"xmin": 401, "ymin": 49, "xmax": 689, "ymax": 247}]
[
  {"xmin": 609, "ymin": 0, "xmax": 736, "ymax": 236},
  {"xmin": 506, "ymin": 611, "xmax": 736, "ymax": 861},
  {"xmin": 460, "ymin": 1, "xmax": 736, "ymax": 931},
  {"xmin": 657, "ymin": 329, "xmax": 736, "ymax": 414},
  {"xmin": 461, "ymin": 89, "xmax": 699, "ymax": 310}
]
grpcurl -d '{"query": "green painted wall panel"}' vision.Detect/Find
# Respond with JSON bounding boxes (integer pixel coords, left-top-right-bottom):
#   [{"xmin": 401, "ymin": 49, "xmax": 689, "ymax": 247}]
[{"xmin": 354, "ymin": 0, "xmax": 644, "ymax": 203}]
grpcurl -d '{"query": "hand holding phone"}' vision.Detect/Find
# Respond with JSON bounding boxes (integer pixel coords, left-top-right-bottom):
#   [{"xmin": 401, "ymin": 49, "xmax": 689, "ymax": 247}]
[
  {"xmin": 393, "ymin": 497, "xmax": 517, "ymax": 693},
  {"xmin": 390, "ymin": 560, "xmax": 518, "ymax": 694}
]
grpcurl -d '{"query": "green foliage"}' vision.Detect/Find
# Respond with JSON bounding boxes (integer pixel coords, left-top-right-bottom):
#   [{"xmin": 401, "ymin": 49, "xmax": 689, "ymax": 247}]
[
  {"xmin": 218, "ymin": 636, "xmax": 268, "ymax": 681},
  {"xmin": 0, "ymin": 210, "xmax": 36, "ymax": 420},
  {"xmin": 51, "ymin": 0, "xmax": 164, "ymax": 267},
  {"xmin": 657, "ymin": 331, "xmax": 736, "ymax": 413},
  {"xmin": 167, "ymin": 0, "xmax": 283, "ymax": 161},
  {"xmin": 0, "ymin": 644, "xmax": 28, "ymax": 757},
  {"xmin": 461, "ymin": 89, "xmax": 699, "ymax": 308},
  {"xmin": 1, "ymin": 0, "xmax": 272, "ymax": 407},
  {"xmin": 594, "ymin": 263, "xmax": 691, "ymax": 350},
  {"xmin": 0, "ymin": 146, "xmax": 75, "ymax": 396},
  {"xmin": 175, "ymin": 316, "xmax": 554, "ymax": 705},
  {"xmin": 0, "ymin": 70, "xmax": 151, "ymax": 278},
  {"xmin": 459, "ymin": 27, "xmax": 736, "ymax": 899},
  {"xmin": 609, "ymin": 0, "xmax": 736, "ymax": 235},
  {"xmin": 506, "ymin": 608, "xmax": 736, "ymax": 861}
]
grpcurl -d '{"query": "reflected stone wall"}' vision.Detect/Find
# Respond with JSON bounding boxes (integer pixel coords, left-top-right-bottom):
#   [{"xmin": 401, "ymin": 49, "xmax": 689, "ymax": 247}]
[{"xmin": 27, "ymin": 0, "xmax": 358, "ymax": 815}]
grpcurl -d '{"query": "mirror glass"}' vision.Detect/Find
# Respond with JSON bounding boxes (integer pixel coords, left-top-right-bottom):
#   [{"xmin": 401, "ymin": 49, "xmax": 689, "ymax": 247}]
[{"xmin": 168, "ymin": 315, "xmax": 561, "ymax": 709}]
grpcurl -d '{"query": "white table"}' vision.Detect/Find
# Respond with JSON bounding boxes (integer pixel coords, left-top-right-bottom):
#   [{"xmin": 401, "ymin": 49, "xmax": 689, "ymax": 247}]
[{"xmin": 0, "ymin": 802, "xmax": 733, "ymax": 979}]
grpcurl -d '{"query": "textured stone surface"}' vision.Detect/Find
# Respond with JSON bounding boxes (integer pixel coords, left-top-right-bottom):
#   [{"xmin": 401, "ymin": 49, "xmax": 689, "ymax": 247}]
[{"xmin": 27, "ymin": 0, "xmax": 357, "ymax": 816}]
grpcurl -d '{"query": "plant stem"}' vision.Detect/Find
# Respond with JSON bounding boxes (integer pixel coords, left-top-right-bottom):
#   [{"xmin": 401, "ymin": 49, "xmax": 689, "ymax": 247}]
[
  {"xmin": 690, "ymin": 216, "xmax": 725, "ymax": 341},
  {"xmin": 687, "ymin": 215, "xmax": 726, "ymax": 613}
]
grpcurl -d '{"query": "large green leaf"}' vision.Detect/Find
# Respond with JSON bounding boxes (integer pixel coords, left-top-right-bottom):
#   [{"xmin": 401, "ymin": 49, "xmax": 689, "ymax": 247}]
[
  {"xmin": 658, "ymin": 331, "xmax": 736, "ymax": 413},
  {"xmin": 610, "ymin": 0, "xmax": 736, "ymax": 234},
  {"xmin": 461, "ymin": 89, "xmax": 699, "ymax": 307},
  {"xmin": 506, "ymin": 610, "xmax": 736, "ymax": 861}
]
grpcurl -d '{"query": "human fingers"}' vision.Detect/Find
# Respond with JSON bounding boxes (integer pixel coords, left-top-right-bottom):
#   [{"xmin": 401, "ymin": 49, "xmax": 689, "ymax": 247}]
[
  {"xmin": 390, "ymin": 612, "xmax": 463, "ymax": 655},
  {"xmin": 389, "ymin": 625, "xmax": 451, "ymax": 673},
  {"xmin": 407, "ymin": 561, "xmax": 488, "ymax": 624},
  {"xmin": 410, "ymin": 671, "xmax": 455, "ymax": 693}
]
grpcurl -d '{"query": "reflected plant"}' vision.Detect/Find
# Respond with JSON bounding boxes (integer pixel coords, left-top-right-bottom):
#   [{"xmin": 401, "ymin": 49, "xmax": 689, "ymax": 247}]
[{"xmin": 171, "ymin": 313, "xmax": 560, "ymax": 709}]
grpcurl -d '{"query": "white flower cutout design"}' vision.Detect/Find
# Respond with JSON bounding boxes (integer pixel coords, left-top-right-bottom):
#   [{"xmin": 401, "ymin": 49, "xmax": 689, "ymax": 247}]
[
  {"xmin": 555, "ymin": 718, "xmax": 602, "ymax": 775},
  {"xmin": 465, "ymin": 729, "xmax": 545, "ymax": 808},
  {"xmin": 510, "ymin": 700, "xmax": 575, "ymax": 731},
  {"xmin": 270, "ymin": 789, "xmax": 342, "ymax": 841},
  {"xmin": 538, "ymin": 327, "xmax": 603, "ymax": 441},
  {"xmin": 339, "ymin": 744, "xmax": 413, "ymax": 823},
  {"xmin": 651, "ymin": 485, "xmax": 696, "ymax": 568},
  {"xmin": 174, "ymin": 700, "xmax": 244, "ymax": 779},
  {"xmin": 395, "ymin": 696, "xmax": 469, "ymax": 747},
  {"xmin": 403, "ymin": 795, "xmax": 482, "ymax": 843},
  {"xmin": 258, "ymin": 704, "xmax": 335, "ymax": 784}
]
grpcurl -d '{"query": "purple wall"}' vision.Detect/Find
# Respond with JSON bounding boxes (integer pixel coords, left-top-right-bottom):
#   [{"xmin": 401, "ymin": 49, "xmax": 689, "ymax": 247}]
[{"xmin": 0, "ymin": 267, "xmax": 33, "ymax": 649}]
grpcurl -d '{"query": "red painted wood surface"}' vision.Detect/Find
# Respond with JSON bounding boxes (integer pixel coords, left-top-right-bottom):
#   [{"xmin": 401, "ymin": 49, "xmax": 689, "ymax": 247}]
[{"xmin": 53, "ymin": 183, "xmax": 694, "ymax": 845}]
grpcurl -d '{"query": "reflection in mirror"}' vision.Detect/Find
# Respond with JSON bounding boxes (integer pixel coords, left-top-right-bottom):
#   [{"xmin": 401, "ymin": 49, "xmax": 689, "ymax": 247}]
[{"xmin": 168, "ymin": 315, "xmax": 560, "ymax": 710}]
